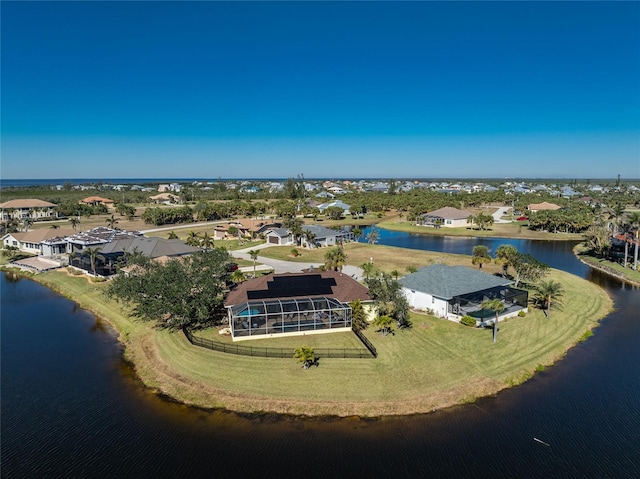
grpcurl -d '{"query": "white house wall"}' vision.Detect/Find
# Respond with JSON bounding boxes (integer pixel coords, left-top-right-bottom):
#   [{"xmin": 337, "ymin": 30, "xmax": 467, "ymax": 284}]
[{"xmin": 402, "ymin": 288, "xmax": 449, "ymax": 318}]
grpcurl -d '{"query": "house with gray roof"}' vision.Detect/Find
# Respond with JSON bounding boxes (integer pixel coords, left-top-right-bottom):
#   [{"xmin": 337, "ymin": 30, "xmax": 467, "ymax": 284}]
[
  {"xmin": 399, "ymin": 264, "xmax": 528, "ymax": 323},
  {"xmin": 416, "ymin": 207, "xmax": 472, "ymax": 228},
  {"xmin": 301, "ymin": 224, "xmax": 352, "ymax": 248}
]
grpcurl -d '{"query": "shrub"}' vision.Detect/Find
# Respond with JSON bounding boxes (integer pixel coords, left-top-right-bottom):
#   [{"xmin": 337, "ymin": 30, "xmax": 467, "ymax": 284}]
[
  {"xmin": 460, "ymin": 315, "xmax": 477, "ymax": 327},
  {"xmin": 290, "ymin": 248, "xmax": 299, "ymax": 257},
  {"xmin": 518, "ymin": 310, "xmax": 526, "ymax": 317}
]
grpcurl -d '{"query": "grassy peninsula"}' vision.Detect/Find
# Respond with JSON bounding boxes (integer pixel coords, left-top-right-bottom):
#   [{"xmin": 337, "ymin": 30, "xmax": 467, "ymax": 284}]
[{"xmin": 24, "ymin": 243, "xmax": 612, "ymax": 417}]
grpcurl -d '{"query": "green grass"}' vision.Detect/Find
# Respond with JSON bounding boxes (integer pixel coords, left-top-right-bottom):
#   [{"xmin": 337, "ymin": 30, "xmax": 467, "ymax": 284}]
[
  {"xmin": 576, "ymin": 252, "xmax": 640, "ymax": 285},
  {"xmin": 29, "ymin": 253, "xmax": 612, "ymax": 417},
  {"xmin": 378, "ymin": 220, "xmax": 582, "ymax": 241}
]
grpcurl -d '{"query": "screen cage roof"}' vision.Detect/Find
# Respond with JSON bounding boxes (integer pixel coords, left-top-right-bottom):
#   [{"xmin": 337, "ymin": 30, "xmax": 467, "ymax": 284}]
[{"xmin": 230, "ymin": 296, "xmax": 348, "ymax": 318}]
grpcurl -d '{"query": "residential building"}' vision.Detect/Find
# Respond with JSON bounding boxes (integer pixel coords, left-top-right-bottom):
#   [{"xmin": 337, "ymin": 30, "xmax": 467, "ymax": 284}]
[
  {"xmin": 416, "ymin": 207, "xmax": 472, "ymax": 228},
  {"xmin": 0, "ymin": 199, "xmax": 58, "ymax": 221}
]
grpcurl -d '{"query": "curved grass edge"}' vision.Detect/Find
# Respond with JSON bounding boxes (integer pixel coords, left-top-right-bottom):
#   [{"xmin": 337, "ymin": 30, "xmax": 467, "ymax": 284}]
[
  {"xmin": 573, "ymin": 243, "xmax": 640, "ymax": 286},
  {"xmin": 5, "ymin": 255, "xmax": 613, "ymax": 418}
]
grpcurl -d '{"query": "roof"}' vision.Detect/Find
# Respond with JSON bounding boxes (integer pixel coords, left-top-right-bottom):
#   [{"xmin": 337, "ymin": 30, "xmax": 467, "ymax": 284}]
[
  {"xmin": 96, "ymin": 237, "xmax": 200, "ymax": 258},
  {"xmin": 3, "ymin": 228, "xmax": 75, "ymax": 243},
  {"xmin": 64, "ymin": 227, "xmax": 142, "ymax": 246},
  {"xmin": 422, "ymin": 207, "xmax": 472, "ymax": 220},
  {"xmin": 225, "ymin": 270, "xmax": 371, "ymax": 306},
  {"xmin": 399, "ymin": 264, "xmax": 512, "ymax": 300},
  {"xmin": 0, "ymin": 199, "xmax": 57, "ymax": 208},
  {"xmin": 266, "ymin": 228, "xmax": 291, "ymax": 237},
  {"xmin": 302, "ymin": 224, "xmax": 350, "ymax": 239},
  {"xmin": 149, "ymin": 193, "xmax": 179, "ymax": 200},
  {"xmin": 80, "ymin": 196, "xmax": 114, "ymax": 204},
  {"xmin": 528, "ymin": 202, "xmax": 561, "ymax": 211}
]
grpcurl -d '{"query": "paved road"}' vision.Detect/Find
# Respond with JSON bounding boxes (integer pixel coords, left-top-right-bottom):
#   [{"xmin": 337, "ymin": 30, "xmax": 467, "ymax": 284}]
[
  {"xmin": 492, "ymin": 206, "xmax": 512, "ymax": 224},
  {"xmin": 232, "ymin": 243, "xmax": 364, "ymax": 279}
]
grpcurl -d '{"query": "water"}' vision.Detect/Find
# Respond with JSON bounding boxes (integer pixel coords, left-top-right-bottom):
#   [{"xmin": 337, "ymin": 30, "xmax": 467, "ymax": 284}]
[{"xmin": 1, "ymin": 234, "xmax": 638, "ymax": 478}]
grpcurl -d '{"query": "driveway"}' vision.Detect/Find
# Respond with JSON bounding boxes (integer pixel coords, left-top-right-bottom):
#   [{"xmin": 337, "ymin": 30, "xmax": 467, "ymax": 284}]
[
  {"xmin": 232, "ymin": 243, "xmax": 364, "ymax": 279},
  {"xmin": 492, "ymin": 207, "xmax": 512, "ymax": 224}
]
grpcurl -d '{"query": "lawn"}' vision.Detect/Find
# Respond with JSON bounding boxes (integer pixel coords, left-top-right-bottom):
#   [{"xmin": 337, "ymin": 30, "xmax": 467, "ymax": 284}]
[
  {"xmin": 258, "ymin": 242, "xmax": 506, "ymax": 277},
  {"xmin": 27, "ymin": 259, "xmax": 612, "ymax": 417},
  {"xmin": 378, "ymin": 219, "xmax": 582, "ymax": 241}
]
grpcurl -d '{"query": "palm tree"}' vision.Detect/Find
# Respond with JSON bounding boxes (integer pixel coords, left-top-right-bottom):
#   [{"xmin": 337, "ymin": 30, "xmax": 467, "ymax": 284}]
[
  {"xmin": 390, "ymin": 269, "xmax": 400, "ymax": 280},
  {"xmin": 374, "ymin": 315, "xmax": 394, "ymax": 337},
  {"xmin": 494, "ymin": 244, "xmax": 519, "ymax": 277},
  {"xmin": 186, "ymin": 231, "xmax": 201, "ymax": 247},
  {"xmin": 84, "ymin": 247, "xmax": 102, "ymax": 276},
  {"xmin": 481, "ymin": 298, "xmax": 505, "ymax": 343},
  {"xmin": 69, "ymin": 217, "xmax": 80, "ymax": 231},
  {"xmin": 352, "ymin": 227, "xmax": 363, "ymax": 243},
  {"xmin": 293, "ymin": 346, "xmax": 316, "ymax": 369},
  {"xmin": 533, "ymin": 280, "xmax": 564, "ymax": 318},
  {"xmin": 472, "ymin": 245, "xmax": 492, "ymax": 270},
  {"xmin": 200, "ymin": 232, "xmax": 214, "ymax": 250},
  {"xmin": 230, "ymin": 269, "xmax": 246, "ymax": 285},
  {"xmin": 324, "ymin": 246, "xmax": 347, "ymax": 272},
  {"xmin": 366, "ymin": 226, "xmax": 379, "ymax": 244},
  {"xmin": 361, "ymin": 261, "xmax": 375, "ymax": 280},
  {"xmin": 303, "ymin": 230, "xmax": 317, "ymax": 248},
  {"xmin": 167, "ymin": 230, "xmax": 178, "ymax": 239},
  {"xmin": 21, "ymin": 218, "xmax": 33, "ymax": 232},
  {"xmin": 248, "ymin": 249, "xmax": 259, "ymax": 278},
  {"xmin": 105, "ymin": 214, "xmax": 119, "ymax": 230}
]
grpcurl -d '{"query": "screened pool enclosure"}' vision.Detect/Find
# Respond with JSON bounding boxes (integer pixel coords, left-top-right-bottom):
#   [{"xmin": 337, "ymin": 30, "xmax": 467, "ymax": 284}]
[{"xmin": 228, "ymin": 296, "xmax": 352, "ymax": 339}]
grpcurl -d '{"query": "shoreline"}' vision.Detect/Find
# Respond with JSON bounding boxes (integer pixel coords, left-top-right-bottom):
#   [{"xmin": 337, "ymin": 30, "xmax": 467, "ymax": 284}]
[
  {"xmin": 572, "ymin": 244, "xmax": 640, "ymax": 287},
  {"xmin": 8, "ymin": 253, "xmax": 613, "ymax": 418},
  {"xmin": 376, "ymin": 220, "xmax": 583, "ymax": 242}
]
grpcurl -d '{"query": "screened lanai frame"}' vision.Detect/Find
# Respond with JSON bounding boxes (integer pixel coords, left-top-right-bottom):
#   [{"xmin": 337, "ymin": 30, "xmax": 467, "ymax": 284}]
[{"xmin": 228, "ymin": 296, "xmax": 352, "ymax": 338}]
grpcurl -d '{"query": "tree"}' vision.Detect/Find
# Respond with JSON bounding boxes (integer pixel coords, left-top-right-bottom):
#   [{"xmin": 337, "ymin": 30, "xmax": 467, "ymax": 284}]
[
  {"xmin": 230, "ymin": 269, "xmax": 246, "ymax": 284},
  {"xmin": 366, "ymin": 226, "xmax": 380, "ymax": 245},
  {"xmin": 69, "ymin": 217, "xmax": 81, "ymax": 231},
  {"xmin": 302, "ymin": 230, "xmax": 317, "ymax": 248},
  {"xmin": 186, "ymin": 230, "xmax": 201, "ymax": 247},
  {"xmin": 84, "ymin": 247, "xmax": 103, "ymax": 276},
  {"xmin": 480, "ymin": 298, "xmax": 505, "ymax": 343},
  {"xmin": 513, "ymin": 253, "xmax": 549, "ymax": 287},
  {"xmin": 471, "ymin": 245, "xmax": 492, "ymax": 270},
  {"xmin": 366, "ymin": 273, "xmax": 411, "ymax": 329},
  {"xmin": 361, "ymin": 261, "xmax": 375, "ymax": 280},
  {"xmin": 324, "ymin": 246, "xmax": 347, "ymax": 272},
  {"xmin": 583, "ymin": 220, "xmax": 611, "ymax": 258},
  {"xmin": 248, "ymin": 249, "xmax": 259, "ymax": 278},
  {"xmin": 200, "ymin": 232, "xmax": 214, "ymax": 250},
  {"xmin": 105, "ymin": 214, "xmax": 120, "ymax": 230},
  {"xmin": 293, "ymin": 346, "xmax": 316, "ymax": 369},
  {"xmin": 107, "ymin": 249, "xmax": 235, "ymax": 330},
  {"xmin": 533, "ymin": 280, "xmax": 564, "ymax": 318},
  {"xmin": 167, "ymin": 231, "xmax": 178, "ymax": 240},
  {"xmin": 390, "ymin": 269, "xmax": 400, "ymax": 280},
  {"xmin": 352, "ymin": 227, "xmax": 363, "ymax": 243},
  {"xmin": 349, "ymin": 299, "xmax": 368, "ymax": 331},
  {"xmin": 494, "ymin": 244, "xmax": 519, "ymax": 277},
  {"xmin": 374, "ymin": 315, "xmax": 394, "ymax": 337}
]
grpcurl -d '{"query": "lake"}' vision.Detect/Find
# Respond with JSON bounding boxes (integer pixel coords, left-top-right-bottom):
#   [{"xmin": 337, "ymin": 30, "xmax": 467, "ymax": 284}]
[{"xmin": 2, "ymin": 233, "xmax": 638, "ymax": 478}]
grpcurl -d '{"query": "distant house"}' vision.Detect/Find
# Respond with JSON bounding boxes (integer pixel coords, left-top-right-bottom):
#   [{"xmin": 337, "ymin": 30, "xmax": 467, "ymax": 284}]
[
  {"xmin": 265, "ymin": 228, "xmax": 294, "ymax": 246},
  {"xmin": 70, "ymin": 236, "xmax": 199, "ymax": 276},
  {"xmin": 301, "ymin": 224, "xmax": 351, "ymax": 248},
  {"xmin": 317, "ymin": 200, "xmax": 351, "ymax": 216},
  {"xmin": 214, "ymin": 219, "xmax": 279, "ymax": 240},
  {"xmin": 417, "ymin": 207, "xmax": 472, "ymax": 228},
  {"xmin": 224, "ymin": 270, "xmax": 371, "ymax": 340},
  {"xmin": 149, "ymin": 193, "xmax": 180, "ymax": 204},
  {"xmin": 527, "ymin": 202, "xmax": 561, "ymax": 213},
  {"xmin": 399, "ymin": 264, "xmax": 528, "ymax": 323},
  {"xmin": 80, "ymin": 196, "xmax": 114, "ymax": 207},
  {"xmin": 2, "ymin": 228, "xmax": 74, "ymax": 255},
  {"xmin": 0, "ymin": 199, "xmax": 58, "ymax": 221}
]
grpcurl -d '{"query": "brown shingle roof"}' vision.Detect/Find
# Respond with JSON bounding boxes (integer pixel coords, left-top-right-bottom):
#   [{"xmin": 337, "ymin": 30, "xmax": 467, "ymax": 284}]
[
  {"xmin": 0, "ymin": 199, "xmax": 57, "ymax": 208},
  {"xmin": 527, "ymin": 202, "xmax": 561, "ymax": 211},
  {"xmin": 225, "ymin": 270, "xmax": 370, "ymax": 306},
  {"xmin": 423, "ymin": 206, "xmax": 472, "ymax": 220},
  {"xmin": 80, "ymin": 196, "xmax": 114, "ymax": 204},
  {"xmin": 7, "ymin": 228, "xmax": 75, "ymax": 243}
]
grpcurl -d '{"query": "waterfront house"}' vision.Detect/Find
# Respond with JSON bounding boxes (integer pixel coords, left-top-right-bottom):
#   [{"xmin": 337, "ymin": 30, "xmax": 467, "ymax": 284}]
[
  {"xmin": 224, "ymin": 270, "xmax": 371, "ymax": 340},
  {"xmin": 416, "ymin": 207, "xmax": 472, "ymax": 228},
  {"xmin": 399, "ymin": 264, "xmax": 528, "ymax": 323}
]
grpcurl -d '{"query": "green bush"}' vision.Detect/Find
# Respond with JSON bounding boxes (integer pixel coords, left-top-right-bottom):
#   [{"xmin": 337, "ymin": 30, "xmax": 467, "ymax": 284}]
[
  {"xmin": 518, "ymin": 310, "xmax": 526, "ymax": 317},
  {"xmin": 460, "ymin": 315, "xmax": 477, "ymax": 327}
]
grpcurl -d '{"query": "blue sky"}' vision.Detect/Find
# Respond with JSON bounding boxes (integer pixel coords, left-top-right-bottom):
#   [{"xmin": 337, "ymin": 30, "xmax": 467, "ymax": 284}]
[{"xmin": 2, "ymin": 1, "xmax": 639, "ymax": 180}]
